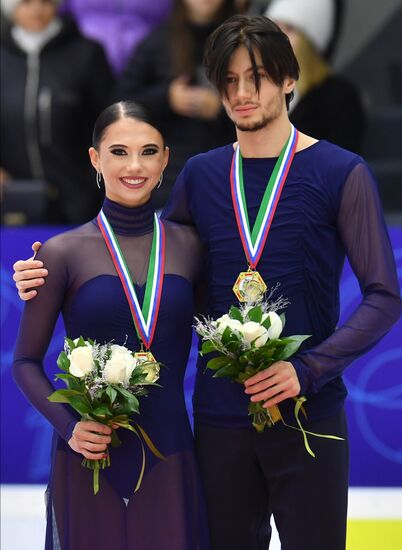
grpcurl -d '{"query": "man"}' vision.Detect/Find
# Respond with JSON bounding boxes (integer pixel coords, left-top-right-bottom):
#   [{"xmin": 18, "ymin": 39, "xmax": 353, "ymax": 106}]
[{"xmin": 13, "ymin": 16, "xmax": 401, "ymax": 550}]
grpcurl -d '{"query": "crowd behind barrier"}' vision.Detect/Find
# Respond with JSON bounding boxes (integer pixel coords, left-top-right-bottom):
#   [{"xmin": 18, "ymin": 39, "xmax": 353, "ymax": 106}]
[{"xmin": 1, "ymin": 0, "xmax": 401, "ymax": 224}]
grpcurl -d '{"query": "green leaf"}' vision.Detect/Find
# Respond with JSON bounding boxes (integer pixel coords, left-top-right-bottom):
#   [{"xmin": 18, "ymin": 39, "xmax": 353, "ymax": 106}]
[
  {"xmin": 57, "ymin": 352, "xmax": 70, "ymax": 373},
  {"xmin": 236, "ymin": 365, "xmax": 259, "ymax": 383},
  {"xmin": 221, "ymin": 326, "xmax": 240, "ymax": 347},
  {"xmin": 54, "ymin": 373, "xmax": 83, "ymax": 391},
  {"xmin": 92, "ymin": 404, "xmax": 111, "ymax": 417},
  {"xmin": 261, "ymin": 316, "xmax": 272, "ymax": 330},
  {"xmin": 69, "ymin": 395, "xmax": 92, "ymax": 415},
  {"xmin": 65, "ymin": 337, "xmax": 75, "ymax": 351},
  {"xmin": 229, "ymin": 306, "xmax": 243, "ymax": 322},
  {"xmin": 115, "ymin": 387, "xmax": 140, "ymax": 412},
  {"xmin": 258, "ymin": 349, "xmax": 277, "ymax": 363},
  {"xmin": 213, "ymin": 363, "xmax": 241, "ymax": 379},
  {"xmin": 240, "ymin": 350, "xmax": 257, "ymax": 367},
  {"xmin": 76, "ymin": 336, "xmax": 86, "ymax": 347},
  {"xmin": 224, "ymin": 340, "xmax": 242, "ymax": 354},
  {"xmin": 277, "ymin": 335, "xmax": 311, "ymax": 360},
  {"xmin": 106, "ymin": 386, "xmax": 117, "ymax": 405},
  {"xmin": 201, "ymin": 340, "xmax": 217, "ymax": 355},
  {"xmin": 206, "ymin": 356, "xmax": 232, "ymax": 371},
  {"xmin": 247, "ymin": 305, "xmax": 263, "ymax": 323},
  {"xmin": 47, "ymin": 389, "xmax": 84, "ymax": 403},
  {"xmin": 279, "ymin": 313, "xmax": 286, "ymax": 329}
]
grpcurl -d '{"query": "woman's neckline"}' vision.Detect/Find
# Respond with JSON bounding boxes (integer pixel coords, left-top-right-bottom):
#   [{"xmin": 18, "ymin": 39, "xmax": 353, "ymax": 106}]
[{"xmin": 95, "ymin": 197, "xmax": 155, "ymax": 236}]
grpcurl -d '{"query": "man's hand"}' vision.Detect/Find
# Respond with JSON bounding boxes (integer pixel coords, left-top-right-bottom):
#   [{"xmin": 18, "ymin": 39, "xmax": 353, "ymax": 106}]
[
  {"xmin": 13, "ymin": 242, "xmax": 47, "ymax": 301},
  {"xmin": 244, "ymin": 361, "xmax": 301, "ymax": 408}
]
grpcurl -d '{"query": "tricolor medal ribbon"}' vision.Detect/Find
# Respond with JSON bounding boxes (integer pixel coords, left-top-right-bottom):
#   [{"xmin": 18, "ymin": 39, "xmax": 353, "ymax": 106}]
[
  {"xmin": 97, "ymin": 210, "xmax": 165, "ymax": 355},
  {"xmin": 231, "ymin": 124, "xmax": 299, "ymax": 302}
]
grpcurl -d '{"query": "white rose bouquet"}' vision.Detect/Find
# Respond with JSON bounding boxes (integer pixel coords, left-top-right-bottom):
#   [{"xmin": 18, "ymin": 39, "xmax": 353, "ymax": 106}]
[
  {"xmin": 195, "ymin": 294, "xmax": 311, "ymax": 433},
  {"xmin": 48, "ymin": 336, "xmax": 163, "ymax": 494}
]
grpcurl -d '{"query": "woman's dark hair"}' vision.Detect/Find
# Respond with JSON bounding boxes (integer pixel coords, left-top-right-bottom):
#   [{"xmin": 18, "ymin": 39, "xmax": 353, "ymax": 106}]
[
  {"xmin": 204, "ymin": 15, "xmax": 300, "ymax": 108},
  {"xmin": 169, "ymin": 0, "xmax": 237, "ymax": 77},
  {"xmin": 92, "ymin": 101, "xmax": 166, "ymax": 149}
]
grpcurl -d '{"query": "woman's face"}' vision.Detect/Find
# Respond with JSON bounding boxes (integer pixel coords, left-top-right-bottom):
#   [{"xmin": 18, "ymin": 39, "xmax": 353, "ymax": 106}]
[
  {"xmin": 13, "ymin": 0, "xmax": 57, "ymax": 32},
  {"xmin": 183, "ymin": 0, "xmax": 225, "ymax": 24},
  {"xmin": 89, "ymin": 117, "xmax": 169, "ymax": 208}
]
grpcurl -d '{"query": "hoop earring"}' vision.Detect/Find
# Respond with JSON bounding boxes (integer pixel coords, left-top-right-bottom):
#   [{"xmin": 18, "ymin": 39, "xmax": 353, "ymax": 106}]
[
  {"xmin": 96, "ymin": 171, "xmax": 102, "ymax": 189},
  {"xmin": 157, "ymin": 172, "xmax": 163, "ymax": 189}
]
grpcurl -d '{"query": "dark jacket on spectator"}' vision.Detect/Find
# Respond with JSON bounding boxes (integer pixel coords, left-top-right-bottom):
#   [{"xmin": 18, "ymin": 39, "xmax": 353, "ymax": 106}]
[
  {"xmin": 1, "ymin": 17, "xmax": 114, "ymax": 223},
  {"xmin": 290, "ymin": 75, "xmax": 366, "ymax": 153}
]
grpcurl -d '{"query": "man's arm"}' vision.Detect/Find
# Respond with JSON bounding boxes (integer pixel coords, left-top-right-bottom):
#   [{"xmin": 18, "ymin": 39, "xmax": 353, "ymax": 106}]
[
  {"xmin": 13, "ymin": 242, "xmax": 48, "ymax": 301},
  {"xmin": 245, "ymin": 162, "xmax": 401, "ymax": 407}
]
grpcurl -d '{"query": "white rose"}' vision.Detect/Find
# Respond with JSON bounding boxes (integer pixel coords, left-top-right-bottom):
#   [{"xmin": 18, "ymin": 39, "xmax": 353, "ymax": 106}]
[
  {"xmin": 241, "ymin": 321, "xmax": 269, "ymax": 348},
  {"xmin": 68, "ymin": 346, "xmax": 95, "ymax": 378},
  {"xmin": 262, "ymin": 311, "xmax": 283, "ymax": 340},
  {"xmin": 216, "ymin": 314, "xmax": 243, "ymax": 334},
  {"xmin": 103, "ymin": 344, "xmax": 137, "ymax": 385}
]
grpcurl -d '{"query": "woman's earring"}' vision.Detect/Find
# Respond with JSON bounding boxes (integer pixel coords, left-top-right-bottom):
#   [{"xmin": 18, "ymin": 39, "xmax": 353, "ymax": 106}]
[
  {"xmin": 96, "ymin": 171, "xmax": 102, "ymax": 189},
  {"xmin": 157, "ymin": 172, "xmax": 164, "ymax": 189}
]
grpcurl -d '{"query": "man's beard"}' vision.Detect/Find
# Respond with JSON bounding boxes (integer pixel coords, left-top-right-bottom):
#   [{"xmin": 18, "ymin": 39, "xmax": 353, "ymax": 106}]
[
  {"xmin": 231, "ymin": 95, "xmax": 283, "ymax": 132},
  {"xmin": 234, "ymin": 114, "xmax": 271, "ymax": 132}
]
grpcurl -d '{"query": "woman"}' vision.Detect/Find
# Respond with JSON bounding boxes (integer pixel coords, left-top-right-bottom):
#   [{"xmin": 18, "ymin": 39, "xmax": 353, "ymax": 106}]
[
  {"xmin": 116, "ymin": 0, "xmax": 237, "ymax": 208},
  {"xmin": 13, "ymin": 101, "xmax": 209, "ymax": 549},
  {"xmin": 0, "ymin": 0, "xmax": 114, "ymax": 224}
]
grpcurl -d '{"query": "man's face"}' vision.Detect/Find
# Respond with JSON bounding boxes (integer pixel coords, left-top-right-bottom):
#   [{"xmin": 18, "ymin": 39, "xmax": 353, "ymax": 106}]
[{"xmin": 221, "ymin": 45, "xmax": 295, "ymax": 132}]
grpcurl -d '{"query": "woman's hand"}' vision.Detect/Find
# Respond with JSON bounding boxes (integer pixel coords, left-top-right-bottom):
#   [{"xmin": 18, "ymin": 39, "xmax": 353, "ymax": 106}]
[
  {"xmin": 68, "ymin": 421, "xmax": 112, "ymax": 460},
  {"xmin": 13, "ymin": 242, "xmax": 48, "ymax": 301}
]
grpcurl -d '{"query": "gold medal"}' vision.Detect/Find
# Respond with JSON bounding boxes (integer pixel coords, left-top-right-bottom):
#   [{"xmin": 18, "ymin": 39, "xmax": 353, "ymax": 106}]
[
  {"xmin": 233, "ymin": 269, "xmax": 267, "ymax": 302},
  {"xmin": 134, "ymin": 350, "xmax": 157, "ymax": 364},
  {"xmin": 134, "ymin": 350, "xmax": 160, "ymax": 383}
]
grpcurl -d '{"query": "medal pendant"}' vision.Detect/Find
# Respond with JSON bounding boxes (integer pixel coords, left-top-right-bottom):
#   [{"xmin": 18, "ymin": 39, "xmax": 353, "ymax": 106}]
[
  {"xmin": 134, "ymin": 350, "xmax": 157, "ymax": 364},
  {"xmin": 233, "ymin": 270, "xmax": 267, "ymax": 303}
]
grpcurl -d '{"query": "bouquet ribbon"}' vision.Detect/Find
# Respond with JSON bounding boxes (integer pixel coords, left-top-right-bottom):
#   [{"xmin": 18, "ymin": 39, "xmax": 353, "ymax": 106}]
[
  {"xmin": 281, "ymin": 397, "xmax": 344, "ymax": 458},
  {"xmin": 83, "ymin": 419, "xmax": 165, "ymax": 495}
]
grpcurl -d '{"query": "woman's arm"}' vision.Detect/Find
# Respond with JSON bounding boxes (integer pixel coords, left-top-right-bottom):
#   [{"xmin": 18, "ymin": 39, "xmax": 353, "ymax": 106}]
[{"xmin": 13, "ymin": 236, "xmax": 111, "ymax": 457}]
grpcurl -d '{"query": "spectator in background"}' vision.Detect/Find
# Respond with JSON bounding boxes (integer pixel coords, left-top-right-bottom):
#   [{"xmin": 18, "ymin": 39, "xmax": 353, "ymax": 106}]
[
  {"xmin": 266, "ymin": 0, "xmax": 366, "ymax": 153},
  {"xmin": 116, "ymin": 0, "xmax": 238, "ymax": 208},
  {"xmin": 1, "ymin": 0, "xmax": 114, "ymax": 224},
  {"xmin": 59, "ymin": 0, "xmax": 172, "ymax": 75}
]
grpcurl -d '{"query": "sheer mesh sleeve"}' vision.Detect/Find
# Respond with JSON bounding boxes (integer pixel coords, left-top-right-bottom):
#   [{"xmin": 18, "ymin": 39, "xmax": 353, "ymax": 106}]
[
  {"xmin": 13, "ymin": 236, "xmax": 77, "ymax": 442},
  {"xmin": 292, "ymin": 163, "xmax": 401, "ymax": 394}
]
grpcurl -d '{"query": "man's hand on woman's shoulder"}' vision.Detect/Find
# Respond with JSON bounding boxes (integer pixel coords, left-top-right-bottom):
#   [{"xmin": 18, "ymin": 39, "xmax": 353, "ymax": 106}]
[{"xmin": 13, "ymin": 242, "xmax": 48, "ymax": 301}]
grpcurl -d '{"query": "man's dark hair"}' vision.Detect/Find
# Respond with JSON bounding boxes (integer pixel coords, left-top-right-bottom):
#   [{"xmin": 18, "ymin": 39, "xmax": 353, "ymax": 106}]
[{"xmin": 204, "ymin": 15, "xmax": 299, "ymax": 109}]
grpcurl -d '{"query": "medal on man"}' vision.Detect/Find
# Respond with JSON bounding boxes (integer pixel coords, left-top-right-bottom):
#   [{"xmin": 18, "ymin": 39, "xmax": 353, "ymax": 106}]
[
  {"xmin": 134, "ymin": 350, "xmax": 157, "ymax": 364},
  {"xmin": 233, "ymin": 270, "xmax": 267, "ymax": 302}
]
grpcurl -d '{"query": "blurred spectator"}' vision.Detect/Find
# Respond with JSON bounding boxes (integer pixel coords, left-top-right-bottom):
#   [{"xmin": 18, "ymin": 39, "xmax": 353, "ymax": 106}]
[
  {"xmin": 59, "ymin": 0, "xmax": 173, "ymax": 74},
  {"xmin": 1, "ymin": 0, "xmax": 114, "ymax": 224},
  {"xmin": 116, "ymin": 0, "xmax": 238, "ymax": 208},
  {"xmin": 266, "ymin": 0, "xmax": 366, "ymax": 153}
]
